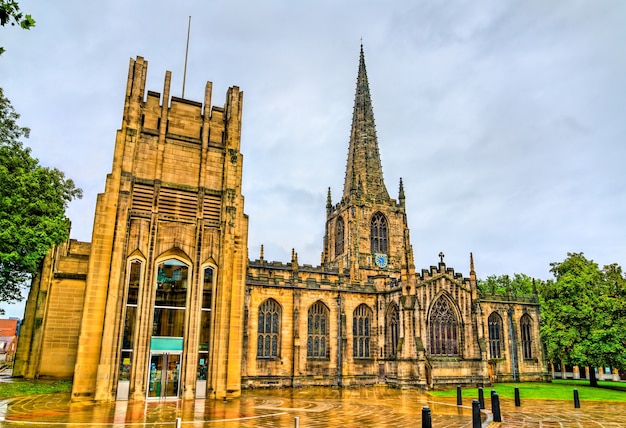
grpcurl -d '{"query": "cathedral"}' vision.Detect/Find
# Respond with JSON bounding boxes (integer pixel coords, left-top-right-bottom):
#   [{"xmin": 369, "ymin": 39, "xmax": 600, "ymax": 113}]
[{"xmin": 14, "ymin": 46, "xmax": 548, "ymax": 402}]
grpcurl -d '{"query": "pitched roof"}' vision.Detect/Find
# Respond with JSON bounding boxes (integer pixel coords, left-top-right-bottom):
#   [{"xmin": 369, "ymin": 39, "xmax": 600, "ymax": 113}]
[{"xmin": 0, "ymin": 319, "xmax": 18, "ymax": 336}]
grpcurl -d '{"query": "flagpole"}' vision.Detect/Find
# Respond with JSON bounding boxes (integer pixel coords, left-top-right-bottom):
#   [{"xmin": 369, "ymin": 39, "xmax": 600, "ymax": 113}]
[{"xmin": 182, "ymin": 16, "xmax": 191, "ymax": 98}]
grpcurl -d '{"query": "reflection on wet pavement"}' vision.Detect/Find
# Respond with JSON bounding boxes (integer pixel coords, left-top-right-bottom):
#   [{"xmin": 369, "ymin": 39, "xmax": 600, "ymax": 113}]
[{"xmin": 1, "ymin": 386, "xmax": 626, "ymax": 427}]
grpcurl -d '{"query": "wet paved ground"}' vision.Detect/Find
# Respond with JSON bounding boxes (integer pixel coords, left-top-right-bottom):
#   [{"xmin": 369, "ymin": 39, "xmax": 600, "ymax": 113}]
[{"xmin": 1, "ymin": 386, "xmax": 626, "ymax": 427}]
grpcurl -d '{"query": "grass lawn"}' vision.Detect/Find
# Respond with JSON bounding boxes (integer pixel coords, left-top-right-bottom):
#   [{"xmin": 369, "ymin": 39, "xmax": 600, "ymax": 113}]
[
  {"xmin": 428, "ymin": 379, "xmax": 626, "ymax": 402},
  {"xmin": 0, "ymin": 379, "xmax": 72, "ymax": 400}
]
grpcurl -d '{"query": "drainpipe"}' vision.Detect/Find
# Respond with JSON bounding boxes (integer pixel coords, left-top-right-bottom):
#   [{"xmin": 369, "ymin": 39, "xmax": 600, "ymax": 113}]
[
  {"xmin": 337, "ymin": 292, "xmax": 342, "ymax": 387},
  {"xmin": 507, "ymin": 307, "xmax": 517, "ymax": 382}
]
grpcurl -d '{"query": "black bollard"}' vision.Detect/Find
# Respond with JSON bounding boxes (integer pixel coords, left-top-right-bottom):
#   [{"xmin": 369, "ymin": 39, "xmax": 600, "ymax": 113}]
[
  {"xmin": 574, "ymin": 389, "xmax": 581, "ymax": 408},
  {"xmin": 514, "ymin": 387, "xmax": 521, "ymax": 407},
  {"xmin": 457, "ymin": 385, "xmax": 462, "ymax": 405},
  {"xmin": 491, "ymin": 389, "xmax": 496, "ymax": 400},
  {"xmin": 472, "ymin": 399, "xmax": 481, "ymax": 428},
  {"xmin": 478, "ymin": 387, "xmax": 485, "ymax": 409},
  {"xmin": 492, "ymin": 392, "xmax": 502, "ymax": 422},
  {"xmin": 422, "ymin": 406, "xmax": 432, "ymax": 428}
]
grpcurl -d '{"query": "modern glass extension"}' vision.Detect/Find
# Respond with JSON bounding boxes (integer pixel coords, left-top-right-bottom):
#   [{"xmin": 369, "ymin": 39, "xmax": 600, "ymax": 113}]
[{"xmin": 117, "ymin": 258, "xmax": 215, "ymax": 400}]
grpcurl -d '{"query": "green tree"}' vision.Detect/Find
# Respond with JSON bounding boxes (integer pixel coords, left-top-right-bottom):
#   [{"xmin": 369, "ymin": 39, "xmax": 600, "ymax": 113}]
[
  {"xmin": 0, "ymin": 0, "xmax": 35, "ymax": 56},
  {"xmin": 477, "ymin": 273, "xmax": 538, "ymax": 297},
  {"xmin": 0, "ymin": 88, "xmax": 82, "ymax": 314},
  {"xmin": 597, "ymin": 263, "xmax": 626, "ymax": 371},
  {"xmin": 539, "ymin": 252, "xmax": 626, "ymax": 387}
]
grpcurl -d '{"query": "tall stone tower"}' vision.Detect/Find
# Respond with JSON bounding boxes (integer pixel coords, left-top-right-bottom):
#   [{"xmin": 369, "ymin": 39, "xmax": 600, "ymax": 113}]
[
  {"xmin": 68, "ymin": 57, "xmax": 248, "ymax": 401},
  {"xmin": 322, "ymin": 45, "xmax": 416, "ymax": 289}
]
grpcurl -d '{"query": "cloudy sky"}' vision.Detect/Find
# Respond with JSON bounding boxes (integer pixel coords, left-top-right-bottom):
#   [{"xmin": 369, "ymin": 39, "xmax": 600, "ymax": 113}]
[{"xmin": 2, "ymin": 1, "xmax": 625, "ymax": 317}]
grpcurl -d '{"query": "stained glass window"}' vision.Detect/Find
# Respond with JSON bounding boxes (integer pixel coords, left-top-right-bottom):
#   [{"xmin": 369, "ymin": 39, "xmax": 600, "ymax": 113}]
[
  {"xmin": 520, "ymin": 314, "xmax": 533, "ymax": 359},
  {"xmin": 307, "ymin": 301, "xmax": 329, "ymax": 359},
  {"xmin": 429, "ymin": 298, "xmax": 460, "ymax": 356},
  {"xmin": 257, "ymin": 299, "xmax": 281, "ymax": 358},
  {"xmin": 370, "ymin": 212, "xmax": 388, "ymax": 254},
  {"xmin": 353, "ymin": 304, "xmax": 372, "ymax": 358},
  {"xmin": 488, "ymin": 312, "xmax": 503, "ymax": 359}
]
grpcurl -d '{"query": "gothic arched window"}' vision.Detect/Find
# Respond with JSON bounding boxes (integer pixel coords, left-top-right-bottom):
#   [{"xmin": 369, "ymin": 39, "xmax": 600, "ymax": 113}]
[
  {"xmin": 488, "ymin": 312, "xmax": 503, "ymax": 359},
  {"xmin": 307, "ymin": 301, "xmax": 329, "ymax": 359},
  {"xmin": 353, "ymin": 304, "xmax": 372, "ymax": 358},
  {"xmin": 385, "ymin": 303, "xmax": 399, "ymax": 357},
  {"xmin": 428, "ymin": 297, "xmax": 460, "ymax": 356},
  {"xmin": 370, "ymin": 212, "xmax": 388, "ymax": 254},
  {"xmin": 520, "ymin": 314, "xmax": 533, "ymax": 359},
  {"xmin": 257, "ymin": 299, "xmax": 281, "ymax": 358},
  {"xmin": 335, "ymin": 216, "xmax": 345, "ymax": 256}
]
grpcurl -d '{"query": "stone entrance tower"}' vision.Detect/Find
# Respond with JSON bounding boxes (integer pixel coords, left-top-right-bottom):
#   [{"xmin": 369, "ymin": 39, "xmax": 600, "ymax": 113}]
[{"xmin": 69, "ymin": 57, "xmax": 248, "ymax": 402}]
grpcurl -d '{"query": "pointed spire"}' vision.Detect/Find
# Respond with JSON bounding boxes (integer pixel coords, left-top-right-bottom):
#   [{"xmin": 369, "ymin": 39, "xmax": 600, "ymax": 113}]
[
  {"xmin": 326, "ymin": 187, "xmax": 332, "ymax": 211},
  {"xmin": 398, "ymin": 177, "xmax": 405, "ymax": 204},
  {"xmin": 343, "ymin": 44, "xmax": 389, "ymax": 200}
]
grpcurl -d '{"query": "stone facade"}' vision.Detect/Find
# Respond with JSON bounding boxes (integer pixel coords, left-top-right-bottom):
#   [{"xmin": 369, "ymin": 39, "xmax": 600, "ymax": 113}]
[
  {"xmin": 14, "ymin": 47, "xmax": 548, "ymax": 402},
  {"xmin": 13, "ymin": 240, "xmax": 89, "ymax": 379},
  {"xmin": 241, "ymin": 46, "xmax": 548, "ymax": 390},
  {"xmin": 15, "ymin": 56, "xmax": 248, "ymax": 402}
]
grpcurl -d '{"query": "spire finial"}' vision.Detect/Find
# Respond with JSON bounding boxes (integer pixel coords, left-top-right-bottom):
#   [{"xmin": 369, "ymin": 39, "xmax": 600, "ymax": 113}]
[
  {"xmin": 326, "ymin": 187, "xmax": 332, "ymax": 209},
  {"xmin": 399, "ymin": 177, "xmax": 405, "ymax": 201},
  {"xmin": 260, "ymin": 244, "xmax": 264, "ymax": 261}
]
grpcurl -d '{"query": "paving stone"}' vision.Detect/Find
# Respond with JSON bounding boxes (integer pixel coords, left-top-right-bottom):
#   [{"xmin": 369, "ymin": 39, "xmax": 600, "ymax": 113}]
[{"xmin": 1, "ymin": 387, "xmax": 625, "ymax": 427}]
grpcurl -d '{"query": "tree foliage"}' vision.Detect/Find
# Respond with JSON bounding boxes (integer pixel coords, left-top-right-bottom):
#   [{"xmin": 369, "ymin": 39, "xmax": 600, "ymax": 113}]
[
  {"xmin": 539, "ymin": 252, "xmax": 626, "ymax": 386},
  {"xmin": 0, "ymin": 0, "xmax": 35, "ymax": 56},
  {"xmin": 0, "ymin": 88, "xmax": 82, "ymax": 314},
  {"xmin": 477, "ymin": 273, "xmax": 539, "ymax": 297}
]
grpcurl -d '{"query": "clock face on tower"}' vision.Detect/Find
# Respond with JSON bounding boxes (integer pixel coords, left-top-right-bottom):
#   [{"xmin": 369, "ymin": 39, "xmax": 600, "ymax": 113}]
[{"xmin": 374, "ymin": 253, "xmax": 388, "ymax": 269}]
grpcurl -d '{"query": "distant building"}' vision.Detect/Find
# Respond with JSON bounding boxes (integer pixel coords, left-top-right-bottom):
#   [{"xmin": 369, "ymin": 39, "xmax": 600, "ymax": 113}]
[
  {"xmin": 14, "ymin": 46, "xmax": 548, "ymax": 402},
  {"xmin": 0, "ymin": 319, "xmax": 19, "ymax": 362}
]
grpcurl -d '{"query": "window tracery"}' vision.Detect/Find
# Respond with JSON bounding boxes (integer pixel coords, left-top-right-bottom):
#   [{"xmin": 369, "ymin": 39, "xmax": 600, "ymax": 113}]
[
  {"xmin": 353, "ymin": 304, "xmax": 372, "ymax": 358},
  {"xmin": 257, "ymin": 298, "xmax": 281, "ymax": 358},
  {"xmin": 428, "ymin": 297, "xmax": 460, "ymax": 356},
  {"xmin": 307, "ymin": 301, "xmax": 329, "ymax": 359},
  {"xmin": 488, "ymin": 312, "xmax": 503, "ymax": 359},
  {"xmin": 370, "ymin": 212, "xmax": 388, "ymax": 254},
  {"xmin": 520, "ymin": 314, "xmax": 533, "ymax": 359}
]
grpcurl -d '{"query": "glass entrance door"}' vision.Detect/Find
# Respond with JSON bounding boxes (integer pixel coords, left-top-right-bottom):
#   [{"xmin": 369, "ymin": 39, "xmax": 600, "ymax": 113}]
[{"xmin": 148, "ymin": 353, "xmax": 181, "ymax": 399}]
